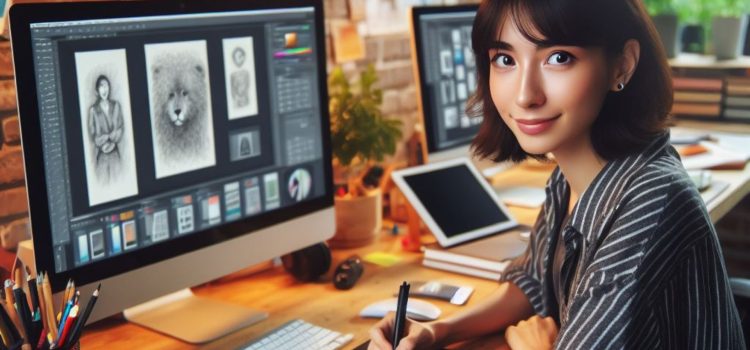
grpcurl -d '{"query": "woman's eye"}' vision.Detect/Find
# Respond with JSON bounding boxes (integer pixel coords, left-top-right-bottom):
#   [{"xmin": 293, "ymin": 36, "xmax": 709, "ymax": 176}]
[
  {"xmin": 492, "ymin": 54, "xmax": 515, "ymax": 67},
  {"xmin": 547, "ymin": 52, "xmax": 573, "ymax": 65}
]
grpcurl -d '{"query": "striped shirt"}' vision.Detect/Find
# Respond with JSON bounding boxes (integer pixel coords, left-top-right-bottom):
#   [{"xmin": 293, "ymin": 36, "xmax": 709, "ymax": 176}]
[{"xmin": 502, "ymin": 133, "xmax": 746, "ymax": 349}]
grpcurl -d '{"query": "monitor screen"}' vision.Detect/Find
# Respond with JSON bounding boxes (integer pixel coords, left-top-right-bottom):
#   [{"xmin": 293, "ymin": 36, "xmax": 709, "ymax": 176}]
[
  {"xmin": 411, "ymin": 5, "xmax": 480, "ymax": 154},
  {"xmin": 11, "ymin": 0, "xmax": 333, "ymax": 295}
]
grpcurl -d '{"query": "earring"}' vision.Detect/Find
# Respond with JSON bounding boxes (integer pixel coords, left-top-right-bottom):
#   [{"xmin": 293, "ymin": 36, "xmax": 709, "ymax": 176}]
[{"xmin": 617, "ymin": 82, "xmax": 625, "ymax": 91}]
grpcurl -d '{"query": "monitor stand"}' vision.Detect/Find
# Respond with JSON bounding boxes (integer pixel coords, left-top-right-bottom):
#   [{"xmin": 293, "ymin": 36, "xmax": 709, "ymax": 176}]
[{"xmin": 123, "ymin": 288, "xmax": 268, "ymax": 343}]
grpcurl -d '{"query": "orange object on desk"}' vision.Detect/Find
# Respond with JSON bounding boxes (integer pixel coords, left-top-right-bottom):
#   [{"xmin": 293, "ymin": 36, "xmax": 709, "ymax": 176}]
[{"xmin": 678, "ymin": 144, "xmax": 708, "ymax": 157}]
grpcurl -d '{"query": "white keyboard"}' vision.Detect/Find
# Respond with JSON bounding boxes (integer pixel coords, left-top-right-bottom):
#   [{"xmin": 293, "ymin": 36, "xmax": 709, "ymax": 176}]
[{"xmin": 240, "ymin": 319, "xmax": 354, "ymax": 350}]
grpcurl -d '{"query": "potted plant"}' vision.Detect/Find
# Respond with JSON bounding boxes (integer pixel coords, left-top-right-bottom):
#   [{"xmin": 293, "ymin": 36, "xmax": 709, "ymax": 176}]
[
  {"xmin": 708, "ymin": 0, "xmax": 748, "ymax": 59},
  {"xmin": 327, "ymin": 64, "xmax": 402, "ymax": 248},
  {"xmin": 645, "ymin": 0, "xmax": 679, "ymax": 57},
  {"xmin": 674, "ymin": 0, "xmax": 713, "ymax": 54}
]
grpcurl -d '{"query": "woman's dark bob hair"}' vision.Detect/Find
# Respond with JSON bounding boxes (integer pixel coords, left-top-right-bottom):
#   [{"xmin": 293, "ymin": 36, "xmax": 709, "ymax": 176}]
[{"xmin": 469, "ymin": 0, "xmax": 673, "ymax": 162}]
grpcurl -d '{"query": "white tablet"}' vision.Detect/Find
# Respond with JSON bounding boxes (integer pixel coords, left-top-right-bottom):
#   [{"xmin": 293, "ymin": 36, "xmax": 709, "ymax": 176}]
[{"xmin": 391, "ymin": 158, "xmax": 518, "ymax": 247}]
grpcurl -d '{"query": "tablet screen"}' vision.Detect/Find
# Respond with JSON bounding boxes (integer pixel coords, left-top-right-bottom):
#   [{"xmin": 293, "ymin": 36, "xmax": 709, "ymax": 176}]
[{"xmin": 402, "ymin": 163, "xmax": 510, "ymax": 238}]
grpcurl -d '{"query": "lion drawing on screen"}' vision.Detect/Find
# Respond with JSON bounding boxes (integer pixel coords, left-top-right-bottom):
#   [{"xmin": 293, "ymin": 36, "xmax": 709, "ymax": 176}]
[{"xmin": 150, "ymin": 53, "xmax": 210, "ymax": 167}]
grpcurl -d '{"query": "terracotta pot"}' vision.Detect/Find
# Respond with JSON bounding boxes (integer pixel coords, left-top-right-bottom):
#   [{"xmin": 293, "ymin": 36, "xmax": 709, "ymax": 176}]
[{"xmin": 329, "ymin": 189, "xmax": 382, "ymax": 248}]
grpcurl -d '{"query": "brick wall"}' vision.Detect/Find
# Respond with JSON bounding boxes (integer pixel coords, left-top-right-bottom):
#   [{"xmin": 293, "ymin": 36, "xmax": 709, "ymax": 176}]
[
  {"xmin": 323, "ymin": 0, "xmax": 479, "ymax": 160},
  {"xmin": 0, "ymin": 40, "xmax": 30, "ymax": 252}
]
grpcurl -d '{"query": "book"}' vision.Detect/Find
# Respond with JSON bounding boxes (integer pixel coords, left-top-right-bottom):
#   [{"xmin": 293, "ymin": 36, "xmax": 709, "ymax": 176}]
[
  {"xmin": 671, "ymin": 102, "xmax": 721, "ymax": 116},
  {"xmin": 727, "ymin": 85, "xmax": 750, "ymax": 96},
  {"xmin": 726, "ymin": 76, "xmax": 750, "ymax": 86},
  {"xmin": 724, "ymin": 108, "xmax": 750, "ymax": 119},
  {"xmin": 422, "ymin": 258, "xmax": 505, "ymax": 281},
  {"xmin": 725, "ymin": 96, "xmax": 750, "ymax": 108},
  {"xmin": 672, "ymin": 77, "xmax": 723, "ymax": 91},
  {"xmin": 674, "ymin": 91, "xmax": 722, "ymax": 103},
  {"xmin": 422, "ymin": 228, "xmax": 529, "ymax": 279}
]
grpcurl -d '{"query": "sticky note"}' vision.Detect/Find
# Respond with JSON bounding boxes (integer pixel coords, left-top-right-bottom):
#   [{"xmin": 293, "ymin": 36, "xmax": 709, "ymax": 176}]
[{"xmin": 363, "ymin": 252, "xmax": 402, "ymax": 267}]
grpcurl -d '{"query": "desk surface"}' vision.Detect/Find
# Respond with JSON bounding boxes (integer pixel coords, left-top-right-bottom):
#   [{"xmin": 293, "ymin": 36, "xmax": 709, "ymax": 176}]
[
  {"xmin": 80, "ymin": 120, "xmax": 750, "ymax": 349},
  {"xmin": 80, "ymin": 233, "xmax": 511, "ymax": 350}
]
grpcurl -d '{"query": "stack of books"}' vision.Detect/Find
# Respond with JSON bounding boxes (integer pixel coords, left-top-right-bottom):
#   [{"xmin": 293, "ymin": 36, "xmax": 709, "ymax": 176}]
[
  {"xmin": 421, "ymin": 228, "xmax": 529, "ymax": 281},
  {"xmin": 724, "ymin": 76, "xmax": 750, "ymax": 120},
  {"xmin": 671, "ymin": 76, "xmax": 723, "ymax": 118}
]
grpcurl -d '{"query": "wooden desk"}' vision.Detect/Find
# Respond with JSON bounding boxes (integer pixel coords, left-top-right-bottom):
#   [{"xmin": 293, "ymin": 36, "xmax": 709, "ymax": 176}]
[{"xmin": 79, "ymin": 232, "xmax": 513, "ymax": 350}]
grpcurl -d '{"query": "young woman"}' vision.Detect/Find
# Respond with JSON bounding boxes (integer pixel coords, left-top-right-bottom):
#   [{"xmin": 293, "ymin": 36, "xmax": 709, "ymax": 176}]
[
  {"xmin": 88, "ymin": 74, "xmax": 124, "ymax": 184},
  {"xmin": 368, "ymin": 0, "xmax": 745, "ymax": 348}
]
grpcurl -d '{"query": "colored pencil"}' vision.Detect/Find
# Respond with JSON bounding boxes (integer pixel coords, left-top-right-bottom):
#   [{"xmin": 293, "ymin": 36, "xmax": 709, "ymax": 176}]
[
  {"xmin": 41, "ymin": 273, "xmax": 58, "ymax": 340},
  {"xmin": 66, "ymin": 284, "xmax": 100, "ymax": 348},
  {"xmin": 3, "ymin": 281, "xmax": 24, "ymax": 343},
  {"xmin": 0, "ymin": 303, "xmax": 18, "ymax": 347},
  {"xmin": 54, "ymin": 305, "xmax": 77, "ymax": 349}
]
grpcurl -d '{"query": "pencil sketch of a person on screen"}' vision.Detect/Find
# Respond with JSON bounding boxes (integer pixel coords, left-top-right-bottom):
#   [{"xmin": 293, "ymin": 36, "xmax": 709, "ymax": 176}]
[
  {"xmin": 88, "ymin": 74, "xmax": 124, "ymax": 185},
  {"xmin": 230, "ymin": 46, "xmax": 251, "ymax": 108}
]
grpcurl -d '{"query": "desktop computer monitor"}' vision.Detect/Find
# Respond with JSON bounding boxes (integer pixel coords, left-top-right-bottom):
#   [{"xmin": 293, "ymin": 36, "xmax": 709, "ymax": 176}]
[
  {"xmin": 10, "ymin": 0, "xmax": 334, "ymax": 341},
  {"xmin": 410, "ymin": 5, "xmax": 481, "ymax": 164}
]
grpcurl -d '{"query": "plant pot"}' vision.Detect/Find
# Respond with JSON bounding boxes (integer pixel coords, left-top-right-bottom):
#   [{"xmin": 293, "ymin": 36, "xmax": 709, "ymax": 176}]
[
  {"xmin": 329, "ymin": 189, "xmax": 382, "ymax": 248},
  {"xmin": 652, "ymin": 14, "xmax": 678, "ymax": 58},
  {"xmin": 712, "ymin": 16, "xmax": 743, "ymax": 59},
  {"xmin": 681, "ymin": 24, "xmax": 705, "ymax": 54}
]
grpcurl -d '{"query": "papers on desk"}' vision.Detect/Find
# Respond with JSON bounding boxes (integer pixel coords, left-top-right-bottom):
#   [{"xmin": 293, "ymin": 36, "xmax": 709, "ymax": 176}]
[
  {"xmin": 679, "ymin": 141, "xmax": 747, "ymax": 170},
  {"xmin": 672, "ymin": 128, "xmax": 750, "ymax": 170}
]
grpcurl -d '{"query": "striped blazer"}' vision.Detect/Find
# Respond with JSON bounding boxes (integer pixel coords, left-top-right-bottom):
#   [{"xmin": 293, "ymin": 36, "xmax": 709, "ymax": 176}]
[{"xmin": 502, "ymin": 133, "xmax": 746, "ymax": 349}]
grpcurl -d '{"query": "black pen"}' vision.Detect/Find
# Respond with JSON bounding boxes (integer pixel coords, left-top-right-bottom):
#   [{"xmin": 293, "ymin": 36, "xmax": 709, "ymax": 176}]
[{"xmin": 392, "ymin": 281, "xmax": 410, "ymax": 349}]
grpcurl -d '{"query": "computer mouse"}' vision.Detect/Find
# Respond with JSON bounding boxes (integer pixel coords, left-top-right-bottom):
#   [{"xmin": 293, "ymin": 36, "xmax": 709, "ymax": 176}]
[
  {"xmin": 359, "ymin": 298, "xmax": 442, "ymax": 321},
  {"xmin": 333, "ymin": 255, "xmax": 364, "ymax": 290}
]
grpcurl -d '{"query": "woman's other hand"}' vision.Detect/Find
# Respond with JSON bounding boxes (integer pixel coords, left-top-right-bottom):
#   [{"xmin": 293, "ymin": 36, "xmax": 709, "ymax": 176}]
[
  {"xmin": 504, "ymin": 315, "xmax": 558, "ymax": 350},
  {"xmin": 368, "ymin": 312, "xmax": 442, "ymax": 350}
]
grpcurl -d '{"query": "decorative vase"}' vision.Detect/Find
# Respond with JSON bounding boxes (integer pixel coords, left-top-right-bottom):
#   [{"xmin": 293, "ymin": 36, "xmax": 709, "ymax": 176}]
[
  {"xmin": 681, "ymin": 24, "xmax": 705, "ymax": 54},
  {"xmin": 652, "ymin": 14, "xmax": 679, "ymax": 58},
  {"xmin": 712, "ymin": 16, "xmax": 743, "ymax": 59},
  {"xmin": 329, "ymin": 188, "xmax": 383, "ymax": 248}
]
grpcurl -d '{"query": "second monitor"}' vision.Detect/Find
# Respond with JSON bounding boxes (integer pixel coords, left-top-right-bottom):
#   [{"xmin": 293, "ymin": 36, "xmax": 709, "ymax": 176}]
[{"xmin": 410, "ymin": 5, "xmax": 481, "ymax": 162}]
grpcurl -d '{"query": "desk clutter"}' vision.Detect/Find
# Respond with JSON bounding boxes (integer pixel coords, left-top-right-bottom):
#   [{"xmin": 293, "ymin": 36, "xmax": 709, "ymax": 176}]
[{"xmin": 0, "ymin": 261, "xmax": 100, "ymax": 350}]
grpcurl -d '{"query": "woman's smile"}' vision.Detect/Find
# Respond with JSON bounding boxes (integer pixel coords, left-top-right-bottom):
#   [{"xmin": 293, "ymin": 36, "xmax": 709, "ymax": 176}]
[{"xmin": 511, "ymin": 114, "xmax": 561, "ymax": 135}]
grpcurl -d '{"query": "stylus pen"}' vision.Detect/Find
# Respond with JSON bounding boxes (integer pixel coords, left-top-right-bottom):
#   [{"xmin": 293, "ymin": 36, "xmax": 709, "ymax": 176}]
[{"xmin": 392, "ymin": 281, "xmax": 410, "ymax": 350}]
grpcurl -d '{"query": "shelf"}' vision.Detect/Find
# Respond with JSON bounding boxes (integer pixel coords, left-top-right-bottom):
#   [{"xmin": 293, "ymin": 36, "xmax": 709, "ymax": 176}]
[{"xmin": 669, "ymin": 53, "xmax": 750, "ymax": 69}]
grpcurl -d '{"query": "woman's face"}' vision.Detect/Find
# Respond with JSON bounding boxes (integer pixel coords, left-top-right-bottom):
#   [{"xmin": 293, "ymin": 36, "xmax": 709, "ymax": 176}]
[
  {"xmin": 233, "ymin": 49, "xmax": 245, "ymax": 66},
  {"xmin": 488, "ymin": 18, "xmax": 612, "ymax": 156},
  {"xmin": 97, "ymin": 79, "xmax": 110, "ymax": 100}
]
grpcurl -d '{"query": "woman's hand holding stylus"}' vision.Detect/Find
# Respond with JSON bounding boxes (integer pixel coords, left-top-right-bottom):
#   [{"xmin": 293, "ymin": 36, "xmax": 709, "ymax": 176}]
[{"xmin": 367, "ymin": 312, "xmax": 443, "ymax": 350}]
